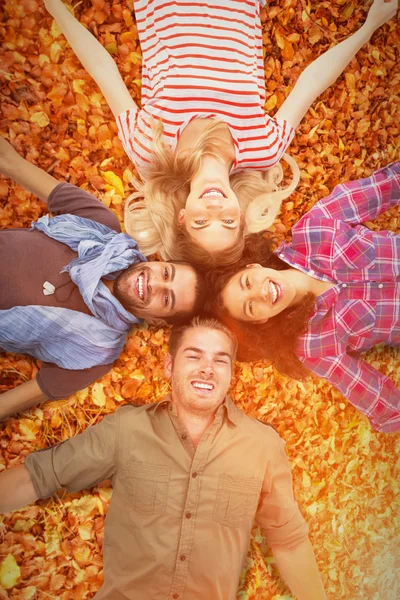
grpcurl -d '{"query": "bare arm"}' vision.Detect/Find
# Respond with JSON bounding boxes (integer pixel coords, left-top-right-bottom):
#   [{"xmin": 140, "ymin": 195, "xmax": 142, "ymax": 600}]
[
  {"xmin": 272, "ymin": 538, "xmax": 328, "ymax": 600},
  {"xmin": 0, "ymin": 465, "xmax": 38, "ymax": 513},
  {"xmin": 43, "ymin": 0, "xmax": 137, "ymax": 118},
  {"xmin": 0, "ymin": 137, "xmax": 59, "ymax": 202},
  {"xmin": 0, "ymin": 378, "xmax": 47, "ymax": 422},
  {"xmin": 275, "ymin": 0, "xmax": 398, "ymax": 129}
]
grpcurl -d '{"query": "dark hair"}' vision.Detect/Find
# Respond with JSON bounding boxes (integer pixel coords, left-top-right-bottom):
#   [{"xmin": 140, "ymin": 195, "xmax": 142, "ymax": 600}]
[
  {"xmin": 204, "ymin": 234, "xmax": 316, "ymax": 379},
  {"xmin": 162, "ymin": 261, "xmax": 208, "ymax": 325},
  {"xmin": 169, "ymin": 315, "xmax": 238, "ymax": 359}
]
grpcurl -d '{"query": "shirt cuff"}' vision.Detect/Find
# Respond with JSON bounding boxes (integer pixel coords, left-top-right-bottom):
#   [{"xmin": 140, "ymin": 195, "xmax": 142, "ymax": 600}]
[{"xmin": 24, "ymin": 448, "xmax": 61, "ymax": 499}]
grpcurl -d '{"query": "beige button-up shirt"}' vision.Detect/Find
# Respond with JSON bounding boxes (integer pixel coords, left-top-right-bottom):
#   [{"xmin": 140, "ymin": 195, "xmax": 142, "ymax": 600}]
[{"xmin": 25, "ymin": 397, "xmax": 309, "ymax": 600}]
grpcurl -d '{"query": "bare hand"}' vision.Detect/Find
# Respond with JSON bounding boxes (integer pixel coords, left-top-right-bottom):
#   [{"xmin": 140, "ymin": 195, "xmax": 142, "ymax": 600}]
[{"xmin": 366, "ymin": 0, "xmax": 398, "ymax": 31}]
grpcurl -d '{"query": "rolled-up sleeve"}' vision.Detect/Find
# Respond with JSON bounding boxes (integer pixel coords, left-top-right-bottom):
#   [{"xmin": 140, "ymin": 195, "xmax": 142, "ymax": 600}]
[
  {"xmin": 256, "ymin": 438, "xmax": 309, "ymax": 548},
  {"xmin": 24, "ymin": 411, "xmax": 119, "ymax": 499}
]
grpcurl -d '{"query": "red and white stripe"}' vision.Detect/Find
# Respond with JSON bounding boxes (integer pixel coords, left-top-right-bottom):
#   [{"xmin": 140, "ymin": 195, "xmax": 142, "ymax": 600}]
[{"xmin": 117, "ymin": 0, "xmax": 294, "ymax": 175}]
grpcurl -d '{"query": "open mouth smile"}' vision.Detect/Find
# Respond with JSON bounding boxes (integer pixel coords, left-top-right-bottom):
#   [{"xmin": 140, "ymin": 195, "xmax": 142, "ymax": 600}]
[
  {"xmin": 199, "ymin": 188, "xmax": 227, "ymax": 199},
  {"xmin": 269, "ymin": 281, "xmax": 281, "ymax": 305},
  {"xmin": 191, "ymin": 380, "xmax": 215, "ymax": 393},
  {"xmin": 136, "ymin": 271, "xmax": 148, "ymax": 303}
]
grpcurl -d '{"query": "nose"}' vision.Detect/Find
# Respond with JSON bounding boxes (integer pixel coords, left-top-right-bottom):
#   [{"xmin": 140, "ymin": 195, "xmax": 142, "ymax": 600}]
[
  {"xmin": 204, "ymin": 199, "xmax": 224, "ymax": 209},
  {"xmin": 199, "ymin": 361, "xmax": 214, "ymax": 378}
]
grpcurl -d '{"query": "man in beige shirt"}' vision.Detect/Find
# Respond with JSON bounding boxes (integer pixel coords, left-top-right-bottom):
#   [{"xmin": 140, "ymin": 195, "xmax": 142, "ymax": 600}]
[{"xmin": 0, "ymin": 317, "xmax": 327, "ymax": 600}]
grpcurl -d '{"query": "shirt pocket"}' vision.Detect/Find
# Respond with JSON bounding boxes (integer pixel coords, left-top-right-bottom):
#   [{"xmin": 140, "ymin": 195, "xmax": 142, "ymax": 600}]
[
  {"xmin": 123, "ymin": 461, "xmax": 171, "ymax": 515},
  {"xmin": 213, "ymin": 474, "xmax": 262, "ymax": 528}
]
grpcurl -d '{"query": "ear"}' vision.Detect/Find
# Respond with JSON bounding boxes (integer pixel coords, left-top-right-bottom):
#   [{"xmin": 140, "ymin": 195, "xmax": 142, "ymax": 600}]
[
  {"xmin": 245, "ymin": 263, "xmax": 262, "ymax": 269},
  {"xmin": 147, "ymin": 317, "xmax": 168, "ymax": 327},
  {"xmin": 164, "ymin": 353, "xmax": 173, "ymax": 379},
  {"xmin": 178, "ymin": 209, "xmax": 185, "ymax": 225}
]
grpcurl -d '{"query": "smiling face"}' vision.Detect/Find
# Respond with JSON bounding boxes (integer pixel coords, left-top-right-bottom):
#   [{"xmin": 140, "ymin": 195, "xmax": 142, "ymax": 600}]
[
  {"xmin": 165, "ymin": 326, "xmax": 234, "ymax": 415},
  {"xmin": 114, "ymin": 261, "xmax": 198, "ymax": 322},
  {"xmin": 179, "ymin": 184, "xmax": 242, "ymax": 252},
  {"xmin": 221, "ymin": 264, "xmax": 298, "ymax": 323}
]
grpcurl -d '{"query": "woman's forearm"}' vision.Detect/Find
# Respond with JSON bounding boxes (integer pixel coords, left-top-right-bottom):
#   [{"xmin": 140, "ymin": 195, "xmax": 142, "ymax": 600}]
[
  {"xmin": 0, "ymin": 465, "xmax": 38, "ymax": 513},
  {"xmin": 44, "ymin": 0, "xmax": 117, "ymax": 80},
  {"xmin": 298, "ymin": 19, "xmax": 375, "ymax": 96},
  {"xmin": 43, "ymin": 0, "xmax": 137, "ymax": 117}
]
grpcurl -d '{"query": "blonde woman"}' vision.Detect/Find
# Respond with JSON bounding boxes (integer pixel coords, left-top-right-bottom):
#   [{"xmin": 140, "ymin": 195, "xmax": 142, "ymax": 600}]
[{"xmin": 44, "ymin": 0, "xmax": 397, "ymax": 266}]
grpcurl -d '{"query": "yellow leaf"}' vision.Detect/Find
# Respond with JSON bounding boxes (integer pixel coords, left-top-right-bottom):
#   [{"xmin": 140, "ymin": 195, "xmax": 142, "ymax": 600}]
[
  {"xmin": 69, "ymin": 495, "xmax": 98, "ymax": 518},
  {"xmin": 302, "ymin": 471, "xmax": 311, "ymax": 488},
  {"xmin": 129, "ymin": 51, "xmax": 142, "ymax": 64},
  {"xmin": 19, "ymin": 418, "xmax": 39, "ymax": 440},
  {"xmin": 13, "ymin": 51, "xmax": 26, "ymax": 64},
  {"xmin": 0, "ymin": 554, "xmax": 21, "ymax": 590},
  {"xmin": 342, "ymin": 2, "xmax": 355, "ymax": 18},
  {"xmin": 50, "ymin": 41, "xmax": 62, "ymax": 63},
  {"xmin": 78, "ymin": 523, "xmax": 93, "ymax": 541},
  {"xmin": 274, "ymin": 29, "xmax": 285, "ymax": 50},
  {"xmin": 102, "ymin": 171, "xmax": 125, "ymax": 196},
  {"xmin": 264, "ymin": 94, "xmax": 277, "ymax": 112},
  {"xmin": 72, "ymin": 79, "xmax": 86, "ymax": 94},
  {"xmin": 92, "ymin": 381, "xmax": 106, "ymax": 407},
  {"xmin": 338, "ymin": 138, "xmax": 345, "ymax": 152},
  {"xmin": 39, "ymin": 54, "xmax": 50, "ymax": 67},
  {"xmin": 51, "ymin": 20, "xmax": 62, "ymax": 38},
  {"xmin": 105, "ymin": 42, "xmax": 118, "ymax": 55},
  {"xmin": 90, "ymin": 92, "xmax": 103, "ymax": 107},
  {"xmin": 76, "ymin": 118, "xmax": 87, "ymax": 136},
  {"xmin": 345, "ymin": 73, "xmax": 356, "ymax": 91}
]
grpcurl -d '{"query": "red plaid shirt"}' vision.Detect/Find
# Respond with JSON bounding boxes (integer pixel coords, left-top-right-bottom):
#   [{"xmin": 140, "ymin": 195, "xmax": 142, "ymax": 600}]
[{"xmin": 277, "ymin": 162, "xmax": 400, "ymax": 433}]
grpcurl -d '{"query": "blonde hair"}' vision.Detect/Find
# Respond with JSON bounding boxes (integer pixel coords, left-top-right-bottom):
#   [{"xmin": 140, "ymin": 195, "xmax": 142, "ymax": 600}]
[{"xmin": 124, "ymin": 120, "xmax": 300, "ymax": 268}]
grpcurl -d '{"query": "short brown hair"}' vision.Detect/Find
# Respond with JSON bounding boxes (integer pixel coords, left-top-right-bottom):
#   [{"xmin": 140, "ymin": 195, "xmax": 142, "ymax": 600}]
[{"xmin": 168, "ymin": 316, "xmax": 238, "ymax": 361}]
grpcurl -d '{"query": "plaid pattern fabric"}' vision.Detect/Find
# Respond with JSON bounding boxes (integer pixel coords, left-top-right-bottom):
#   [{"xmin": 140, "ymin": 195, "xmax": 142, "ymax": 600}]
[{"xmin": 277, "ymin": 162, "xmax": 400, "ymax": 433}]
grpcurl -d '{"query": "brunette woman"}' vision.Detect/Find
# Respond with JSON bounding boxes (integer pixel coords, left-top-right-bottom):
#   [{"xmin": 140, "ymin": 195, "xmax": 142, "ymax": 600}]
[{"xmin": 205, "ymin": 162, "xmax": 400, "ymax": 433}]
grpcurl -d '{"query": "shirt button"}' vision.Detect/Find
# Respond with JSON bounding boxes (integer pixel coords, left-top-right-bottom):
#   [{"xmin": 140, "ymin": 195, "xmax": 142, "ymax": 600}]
[
  {"xmin": 279, "ymin": 253, "xmax": 285, "ymax": 258},
  {"xmin": 186, "ymin": 512, "xmax": 192, "ymax": 519},
  {"xmin": 342, "ymin": 283, "xmax": 347, "ymax": 288},
  {"xmin": 172, "ymin": 595, "xmax": 179, "ymax": 599},
  {"xmin": 169, "ymin": 405, "xmax": 173, "ymax": 411},
  {"xmin": 192, "ymin": 472, "xmax": 198, "ymax": 478},
  {"xmin": 180, "ymin": 555, "xmax": 186, "ymax": 561},
  {"xmin": 378, "ymin": 283, "xmax": 383, "ymax": 289},
  {"xmin": 309, "ymin": 269, "xmax": 315, "ymax": 275},
  {"xmin": 181, "ymin": 433, "xmax": 187, "ymax": 440}
]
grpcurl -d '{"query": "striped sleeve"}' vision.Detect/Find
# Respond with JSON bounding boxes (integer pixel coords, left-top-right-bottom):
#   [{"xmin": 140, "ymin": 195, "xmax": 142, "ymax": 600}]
[{"xmin": 116, "ymin": 107, "xmax": 139, "ymax": 165}]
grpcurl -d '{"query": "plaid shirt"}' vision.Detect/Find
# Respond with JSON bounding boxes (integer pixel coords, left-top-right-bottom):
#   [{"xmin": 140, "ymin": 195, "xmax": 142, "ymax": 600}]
[{"xmin": 277, "ymin": 162, "xmax": 400, "ymax": 433}]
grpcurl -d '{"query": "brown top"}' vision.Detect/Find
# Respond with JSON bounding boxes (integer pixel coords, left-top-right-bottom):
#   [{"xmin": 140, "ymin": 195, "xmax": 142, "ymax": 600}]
[
  {"xmin": 0, "ymin": 183, "xmax": 121, "ymax": 399},
  {"xmin": 25, "ymin": 396, "xmax": 309, "ymax": 600}
]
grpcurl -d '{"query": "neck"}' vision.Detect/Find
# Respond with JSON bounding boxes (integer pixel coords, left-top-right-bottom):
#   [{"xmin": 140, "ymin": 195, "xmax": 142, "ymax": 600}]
[
  {"xmin": 288, "ymin": 268, "xmax": 334, "ymax": 307},
  {"xmin": 174, "ymin": 402, "xmax": 218, "ymax": 447},
  {"xmin": 190, "ymin": 153, "xmax": 233, "ymax": 192},
  {"xmin": 102, "ymin": 279, "xmax": 115, "ymax": 295}
]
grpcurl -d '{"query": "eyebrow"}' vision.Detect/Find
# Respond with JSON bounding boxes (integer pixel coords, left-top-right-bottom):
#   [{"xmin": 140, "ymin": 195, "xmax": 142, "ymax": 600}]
[
  {"xmin": 239, "ymin": 274, "xmax": 249, "ymax": 318},
  {"xmin": 183, "ymin": 347, "xmax": 232, "ymax": 361},
  {"xmin": 169, "ymin": 264, "xmax": 176, "ymax": 312}
]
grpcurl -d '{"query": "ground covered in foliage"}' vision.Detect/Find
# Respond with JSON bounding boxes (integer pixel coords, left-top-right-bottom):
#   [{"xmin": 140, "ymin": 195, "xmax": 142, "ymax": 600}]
[{"xmin": 0, "ymin": 0, "xmax": 399, "ymax": 598}]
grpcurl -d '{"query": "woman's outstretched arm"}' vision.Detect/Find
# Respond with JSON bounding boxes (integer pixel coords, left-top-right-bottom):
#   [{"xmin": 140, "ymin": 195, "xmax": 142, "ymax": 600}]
[
  {"xmin": 43, "ymin": 0, "xmax": 137, "ymax": 118},
  {"xmin": 275, "ymin": 0, "xmax": 397, "ymax": 129}
]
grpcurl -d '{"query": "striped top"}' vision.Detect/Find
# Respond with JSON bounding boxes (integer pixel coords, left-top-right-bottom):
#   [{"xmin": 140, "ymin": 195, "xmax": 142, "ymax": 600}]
[{"xmin": 117, "ymin": 0, "xmax": 295, "ymax": 176}]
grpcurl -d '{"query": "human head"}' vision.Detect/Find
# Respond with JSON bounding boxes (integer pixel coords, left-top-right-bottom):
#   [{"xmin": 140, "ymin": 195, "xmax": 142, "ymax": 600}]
[
  {"xmin": 123, "ymin": 120, "xmax": 300, "ymax": 269},
  {"xmin": 164, "ymin": 316, "xmax": 238, "ymax": 414},
  {"xmin": 204, "ymin": 234, "xmax": 315, "ymax": 377},
  {"xmin": 114, "ymin": 260, "xmax": 207, "ymax": 325}
]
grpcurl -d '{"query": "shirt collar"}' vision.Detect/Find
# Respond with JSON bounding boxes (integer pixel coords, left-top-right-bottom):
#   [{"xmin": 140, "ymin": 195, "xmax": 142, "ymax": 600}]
[{"xmin": 149, "ymin": 394, "xmax": 241, "ymax": 427}]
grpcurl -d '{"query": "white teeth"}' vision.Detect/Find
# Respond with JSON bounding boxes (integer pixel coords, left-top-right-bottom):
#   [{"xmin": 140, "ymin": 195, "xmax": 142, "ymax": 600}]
[
  {"xmin": 269, "ymin": 281, "xmax": 278, "ymax": 304},
  {"xmin": 201, "ymin": 189, "xmax": 224, "ymax": 198},
  {"xmin": 192, "ymin": 382, "xmax": 213, "ymax": 390},
  {"xmin": 138, "ymin": 274, "xmax": 144, "ymax": 300}
]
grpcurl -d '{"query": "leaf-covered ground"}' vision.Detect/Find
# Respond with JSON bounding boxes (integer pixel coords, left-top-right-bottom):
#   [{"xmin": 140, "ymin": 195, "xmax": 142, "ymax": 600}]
[{"xmin": 0, "ymin": 1, "xmax": 399, "ymax": 598}]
